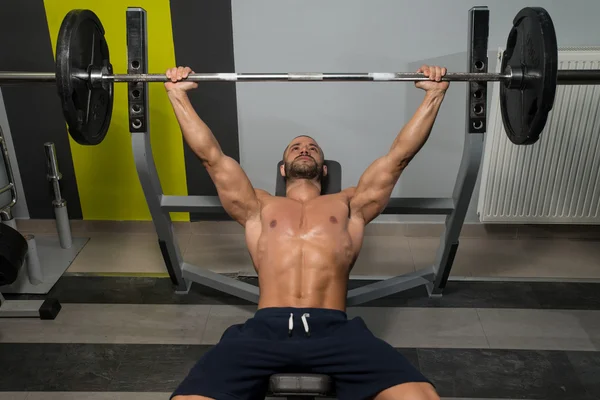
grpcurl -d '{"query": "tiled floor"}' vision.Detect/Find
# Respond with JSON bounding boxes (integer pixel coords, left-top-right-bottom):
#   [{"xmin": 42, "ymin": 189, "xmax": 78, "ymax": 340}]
[
  {"xmin": 2, "ymin": 278, "xmax": 600, "ymax": 399},
  {"xmin": 3, "ymin": 303, "xmax": 599, "ymax": 350},
  {"xmin": 60, "ymin": 229, "xmax": 600, "ymax": 280},
  {"xmin": 3, "ymin": 222, "xmax": 600, "ymax": 399}
]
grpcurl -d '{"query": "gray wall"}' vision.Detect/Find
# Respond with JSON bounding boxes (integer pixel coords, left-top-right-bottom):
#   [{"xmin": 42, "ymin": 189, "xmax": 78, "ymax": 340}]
[{"xmin": 231, "ymin": 0, "xmax": 600, "ymax": 223}]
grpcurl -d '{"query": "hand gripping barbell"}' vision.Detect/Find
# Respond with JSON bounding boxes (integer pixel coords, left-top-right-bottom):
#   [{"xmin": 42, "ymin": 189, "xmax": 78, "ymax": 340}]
[{"xmin": 0, "ymin": 7, "xmax": 598, "ymax": 146}]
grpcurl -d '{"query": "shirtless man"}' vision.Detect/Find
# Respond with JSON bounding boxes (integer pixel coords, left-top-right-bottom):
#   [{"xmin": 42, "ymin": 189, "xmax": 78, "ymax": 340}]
[{"xmin": 166, "ymin": 65, "xmax": 448, "ymax": 400}]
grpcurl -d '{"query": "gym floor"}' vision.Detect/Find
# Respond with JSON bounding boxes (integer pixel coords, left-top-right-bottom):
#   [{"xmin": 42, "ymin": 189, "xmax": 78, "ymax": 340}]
[{"xmin": 2, "ymin": 220, "xmax": 600, "ymax": 400}]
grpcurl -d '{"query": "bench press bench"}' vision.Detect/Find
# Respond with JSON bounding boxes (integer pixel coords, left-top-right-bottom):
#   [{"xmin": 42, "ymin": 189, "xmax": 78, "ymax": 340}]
[{"xmin": 269, "ymin": 374, "xmax": 335, "ymax": 399}]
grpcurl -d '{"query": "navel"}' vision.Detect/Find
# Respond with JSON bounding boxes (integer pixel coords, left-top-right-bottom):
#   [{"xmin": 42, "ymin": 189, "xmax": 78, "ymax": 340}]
[
  {"xmin": 270, "ymin": 220, "xmax": 277, "ymax": 228},
  {"xmin": 329, "ymin": 216, "xmax": 338, "ymax": 224}
]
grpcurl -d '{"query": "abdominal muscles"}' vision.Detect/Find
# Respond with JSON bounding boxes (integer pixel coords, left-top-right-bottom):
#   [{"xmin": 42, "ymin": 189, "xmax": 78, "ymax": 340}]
[{"xmin": 252, "ymin": 225, "xmax": 355, "ymax": 310}]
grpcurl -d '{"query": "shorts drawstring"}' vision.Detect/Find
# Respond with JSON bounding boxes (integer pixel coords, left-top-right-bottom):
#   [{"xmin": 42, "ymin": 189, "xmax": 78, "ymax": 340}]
[
  {"xmin": 288, "ymin": 312, "xmax": 311, "ymax": 337},
  {"xmin": 301, "ymin": 313, "xmax": 311, "ymax": 337}
]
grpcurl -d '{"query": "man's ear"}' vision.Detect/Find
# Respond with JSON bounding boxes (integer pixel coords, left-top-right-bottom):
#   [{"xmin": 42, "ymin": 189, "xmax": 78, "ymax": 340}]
[
  {"xmin": 280, "ymin": 163, "xmax": 286, "ymax": 177},
  {"xmin": 322, "ymin": 164, "xmax": 328, "ymax": 177}
]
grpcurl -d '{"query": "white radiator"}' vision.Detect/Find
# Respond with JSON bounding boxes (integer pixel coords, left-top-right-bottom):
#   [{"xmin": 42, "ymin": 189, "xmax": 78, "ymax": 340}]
[{"xmin": 478, "ymin": 47, "xmax": 600, "ymax": 224}]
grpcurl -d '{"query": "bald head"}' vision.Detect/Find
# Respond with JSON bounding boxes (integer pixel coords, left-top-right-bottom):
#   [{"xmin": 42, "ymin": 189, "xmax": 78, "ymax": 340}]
[
  {"xmin": 280, "ymin": 135, "xmax": 327, "ymax": 183},
  {"xmin": 282, "ymin": 135, "xmax": 324, "ymax": 160}
]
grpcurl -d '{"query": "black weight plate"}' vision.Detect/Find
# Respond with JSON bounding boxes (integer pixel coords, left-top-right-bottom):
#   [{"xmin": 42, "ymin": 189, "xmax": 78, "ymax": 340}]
[
  {"xmin": 56, "ymin": 9, "xmax": 113, "ymax": 146},
  {"xmin": 500, "ymin": 7, "xmax": 558, "ymax": 145},
  {"xmin": 0, "ymin": 223, "xmax": 28, "ymax": 286}
]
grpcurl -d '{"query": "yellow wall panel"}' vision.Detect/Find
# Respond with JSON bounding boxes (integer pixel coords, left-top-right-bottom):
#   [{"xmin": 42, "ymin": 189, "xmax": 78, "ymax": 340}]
[{"xmin": 44, "ymin": 0, "xmax": 188, "ymax": 221}]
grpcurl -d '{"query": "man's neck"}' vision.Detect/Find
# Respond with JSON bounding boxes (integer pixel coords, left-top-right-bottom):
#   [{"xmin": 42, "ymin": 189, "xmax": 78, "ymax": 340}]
[{"xmin": 285, "ymin": 180, "xmax": 321, "ymax": 202}]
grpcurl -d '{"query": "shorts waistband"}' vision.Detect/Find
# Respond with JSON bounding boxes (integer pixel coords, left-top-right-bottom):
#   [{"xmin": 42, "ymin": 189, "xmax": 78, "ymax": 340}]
[{"xmin": 255, "ymin": 307, "xmax": 347, "ymax": 320}]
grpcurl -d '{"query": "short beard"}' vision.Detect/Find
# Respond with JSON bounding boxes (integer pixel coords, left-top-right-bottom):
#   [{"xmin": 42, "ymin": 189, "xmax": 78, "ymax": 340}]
[{"xmin": 284, "ymin": 157, "xmax": 323, "ymax": 182}]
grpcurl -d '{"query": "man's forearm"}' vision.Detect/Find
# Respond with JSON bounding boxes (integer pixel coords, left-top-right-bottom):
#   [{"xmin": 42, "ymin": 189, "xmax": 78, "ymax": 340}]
[
  {"xmin": 389, "ymin": 90, "xmax": 445, "ymax": 166},
  {"xmin": 167, "ymin": 90, "xmax": 222, "ymax": 164}
]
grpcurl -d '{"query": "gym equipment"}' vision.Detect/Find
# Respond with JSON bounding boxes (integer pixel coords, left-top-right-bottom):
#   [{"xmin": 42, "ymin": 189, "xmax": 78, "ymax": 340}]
[
  {"xmin": 500, "ymin": 7, "xmax": 558, "ymax": 145},
  {"xmin": 0, "ymin": 223, "xmax": 61, "ymax": 319},
  {"xmin": 0, "ymin": 126, "xmax": 62, "ymax": 319},
  {"xmin": 0, "ymin": 222, "xmax": 28, "ymax": 287},
  {"xmin": 268, "ymin": 374, "xmax": 335, "ymax": 399},
  {"xmin": 24, "ymin": 234, "xmax": 43, "ymax": 285},
  {"xmin": 0, "ymin": 128, "xmax": 17, "ymax": 223},
  {"xmin": 125, "ymin": 4, "xmax": 483, "ymax": 303},
  {"xmin": 55, "ymin": 9, "xmax": 113, "ymax": 146},
  {"xmin": 1, "ymin": 69, "xmax": 596, "ymax": 83},
  {"xmin": 45, "ymin": 142, "xmax": 73, "ymax": 249},
  {"xmin": 0, "ymin": 8, "xmax": 599, "ymax": 146}
]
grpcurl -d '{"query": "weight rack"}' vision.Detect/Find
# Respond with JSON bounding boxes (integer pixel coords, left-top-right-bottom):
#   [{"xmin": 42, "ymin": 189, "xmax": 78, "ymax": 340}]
[{"xmin": 127, "ymin": 6, "xmax": 488, "ymax": 303}]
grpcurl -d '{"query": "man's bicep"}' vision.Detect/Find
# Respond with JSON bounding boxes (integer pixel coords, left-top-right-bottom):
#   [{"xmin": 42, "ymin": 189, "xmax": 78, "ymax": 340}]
[{"xmin": 207, "ymin": 155, "xmax": 260, "ymax": 224}]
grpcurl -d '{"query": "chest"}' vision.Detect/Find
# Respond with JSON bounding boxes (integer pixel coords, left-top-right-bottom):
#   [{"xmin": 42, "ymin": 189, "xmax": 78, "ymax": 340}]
[{"xmin": 261, "ymin": 196, "xmax": 350, "ymax": 233}]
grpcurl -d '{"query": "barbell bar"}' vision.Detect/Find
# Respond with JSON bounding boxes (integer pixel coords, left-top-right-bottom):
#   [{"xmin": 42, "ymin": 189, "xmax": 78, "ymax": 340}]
[
  {"xmin": 1, "ymin": 7, "xmax": 599, "ymax": 147},
  {"xmin": 0, "ymin": 70, "xmax": 598, "ymax": 84}
]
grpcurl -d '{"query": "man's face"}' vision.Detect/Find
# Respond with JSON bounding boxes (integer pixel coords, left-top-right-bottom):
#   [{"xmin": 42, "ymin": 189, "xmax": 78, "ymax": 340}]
[{"xmin": 281, "ymin": 136, "xmax": 326, "ymax": 181}]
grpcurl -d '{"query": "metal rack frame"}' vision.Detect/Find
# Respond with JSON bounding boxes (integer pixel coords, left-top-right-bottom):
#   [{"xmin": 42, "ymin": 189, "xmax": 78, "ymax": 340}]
[
  {"xmin": 0, "ymin": 125, "xmax": 19, "ymax": 222},
  {"xmin": 0, "ymin": 125, "xmax": 62, "ymax": 319},
  {"xmin": 126, "ymin": 6, "xmax": 489, "ymax": 304}
]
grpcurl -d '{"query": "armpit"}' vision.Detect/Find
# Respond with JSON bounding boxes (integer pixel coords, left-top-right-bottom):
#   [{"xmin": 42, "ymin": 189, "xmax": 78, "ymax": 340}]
[
  {"xmin": 254, "ymin": 189, "xmax": 273, "ymax": 211},
  {"xmin": 254, "ymin": 188, "xmax": 272, "ymax": 199},
  {"xmin": 341, "ymin": 186, "xmax": 357, "ymax": 200}
]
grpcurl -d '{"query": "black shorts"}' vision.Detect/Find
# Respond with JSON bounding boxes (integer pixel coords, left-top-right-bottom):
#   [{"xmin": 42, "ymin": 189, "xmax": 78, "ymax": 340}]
[{"xmin": 171, "ymin": 307, "xmax": 432, "ymax": 400}]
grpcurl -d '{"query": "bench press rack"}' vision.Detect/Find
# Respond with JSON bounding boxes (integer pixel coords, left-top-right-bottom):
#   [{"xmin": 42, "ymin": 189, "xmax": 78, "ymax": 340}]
[{"xmin": 127, "ymin": 6, "xmax": 489, "ymax": 305}]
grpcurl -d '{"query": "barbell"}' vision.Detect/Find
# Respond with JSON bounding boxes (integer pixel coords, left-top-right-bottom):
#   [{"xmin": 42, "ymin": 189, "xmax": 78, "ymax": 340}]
[{"xmin": 0, "ymin": 7, "xmax": 598, "ymax": 147}]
